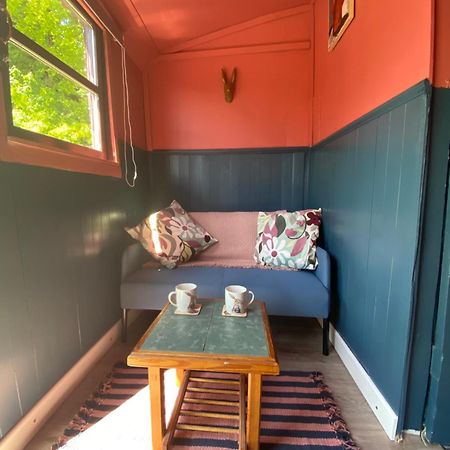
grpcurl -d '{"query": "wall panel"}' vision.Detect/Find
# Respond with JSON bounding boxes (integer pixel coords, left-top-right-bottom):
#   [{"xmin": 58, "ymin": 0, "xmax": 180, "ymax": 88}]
[
  {"xmin": 308, "ymin": 84, "xmax": 429, "ymax": 415},
  {"xmin": 421, "ymin": 88, "xmax": 450, "ymax": 443},
  {"xmin": 149, "ymin": 148, "xmax": 307, "ymax": 212},
  {"xmin": 0, "ymin": 148, "xmax": 150, "ymax": 438}
]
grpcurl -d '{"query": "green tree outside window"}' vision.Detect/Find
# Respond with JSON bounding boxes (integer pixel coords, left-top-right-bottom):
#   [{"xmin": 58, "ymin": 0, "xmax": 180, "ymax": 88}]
[{"xmin": 6, "ymin": 0, "xmax": 101, "ymax": 149}]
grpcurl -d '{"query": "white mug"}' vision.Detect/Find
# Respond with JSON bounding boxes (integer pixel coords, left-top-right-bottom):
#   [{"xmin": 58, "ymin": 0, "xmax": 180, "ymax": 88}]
[
  {"xmin": 225, "ymin": 285, "xmax": 254, "ymax": 315},
  {"xmin": 168, "ymin": 283, "xmax": 197, "ymax": 312}
]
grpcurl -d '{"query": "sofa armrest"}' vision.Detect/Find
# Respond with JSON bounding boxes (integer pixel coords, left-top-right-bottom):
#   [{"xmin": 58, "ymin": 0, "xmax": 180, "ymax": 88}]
[
  {"xmin": 314, "ymin": 246, "xmax": 330, "ymax": 290},
  {"xmin": 121, "ymin": 243, "xmax": 149, "ymax": 281}
]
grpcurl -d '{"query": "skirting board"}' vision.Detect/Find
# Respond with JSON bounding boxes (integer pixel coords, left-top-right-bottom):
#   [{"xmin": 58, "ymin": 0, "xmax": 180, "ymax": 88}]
[
  {"xmin": 404, "ymin": 429, "xmax": 421, "ymax": 436},
  {"xmin": 319, "ymin": 319, "xmax": 399, "ymax": 440},
  {"xmin": 0, "ymin": 310, "xmax": 142, "ymax": 450}
]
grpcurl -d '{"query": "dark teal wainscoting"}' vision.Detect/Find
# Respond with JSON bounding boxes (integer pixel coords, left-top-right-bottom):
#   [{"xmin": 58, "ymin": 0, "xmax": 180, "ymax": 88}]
[
  {"xmin": 307, "ymin": 82, "xmax": 430, "ymax": 419},
  {"xmin": 404, "ymin": 88, "xmax": 450, "ymax": 430},
  {"xmin": 422, "ymin": 88, "xmax": 450, "ymax": 445},
  {"xmin": 148, "ymin": 148, "xmax": 308, "ymax": 212},
  {"xmin": 0, "ymin": 148, "xmax": 150, "ymax": 437}
]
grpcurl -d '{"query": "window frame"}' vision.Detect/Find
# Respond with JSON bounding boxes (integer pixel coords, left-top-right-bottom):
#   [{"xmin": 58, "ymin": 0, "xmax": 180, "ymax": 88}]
[{"xmin": 0, "ymin": 0, "xmax": 121, "ymax": 177}]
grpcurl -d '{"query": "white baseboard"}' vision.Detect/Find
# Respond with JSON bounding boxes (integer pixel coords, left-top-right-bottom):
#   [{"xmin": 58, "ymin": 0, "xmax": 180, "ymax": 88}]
[
  {"xmin": 321, "ymin": 319, "xmax": 399, "ymax": 440},
  {"xmin": 0, "ymin": 310, "xmax": 142, "ymax": 450},
  {"xmin": 404, "ymin": 429, "xmax": 421, "ymax": 436}
]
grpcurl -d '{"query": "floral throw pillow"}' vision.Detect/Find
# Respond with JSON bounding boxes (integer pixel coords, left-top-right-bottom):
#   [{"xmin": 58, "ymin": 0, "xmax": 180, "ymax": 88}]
[
  {"xmin": 125, "ymin": 200, "xmax": 218, "ymax": 269},
  {"xmin": 254, "ymin": 209, "xmax": 321, "ymax": 270}
]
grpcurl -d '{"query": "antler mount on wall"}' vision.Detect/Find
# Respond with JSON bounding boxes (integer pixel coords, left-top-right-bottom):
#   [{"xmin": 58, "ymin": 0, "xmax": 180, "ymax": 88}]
[{"xmin": 221, "ymin": 67, "xmax": 237, "ymax": 103}]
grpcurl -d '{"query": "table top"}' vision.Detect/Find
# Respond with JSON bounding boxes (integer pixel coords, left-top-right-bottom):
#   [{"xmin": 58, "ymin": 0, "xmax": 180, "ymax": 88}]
[{"xmin": 127, "ymin": 299, "xmax": 279, "ymax": 374}]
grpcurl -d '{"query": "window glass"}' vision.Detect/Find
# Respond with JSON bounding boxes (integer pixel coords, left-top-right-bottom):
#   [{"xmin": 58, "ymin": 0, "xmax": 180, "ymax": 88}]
[
  {"xmin": 7, "ymin": 0, "xmax": 97, "ymax": 83},
  {"xmin": 9, "ymin": 42, "xmax": 101, "ymax": 149}
]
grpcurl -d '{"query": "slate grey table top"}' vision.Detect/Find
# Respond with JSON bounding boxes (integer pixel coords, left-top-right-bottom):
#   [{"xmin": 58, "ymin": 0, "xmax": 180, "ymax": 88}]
[{"xmin": 140, "ymin": 299, "xmax": 270, "ymax": 357}]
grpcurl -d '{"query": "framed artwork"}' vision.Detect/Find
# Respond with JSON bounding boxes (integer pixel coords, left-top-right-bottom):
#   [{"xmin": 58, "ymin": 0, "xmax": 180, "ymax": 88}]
[{"xmin": 328, "ymin": 0, "xmax": 355, "ymax": 50}]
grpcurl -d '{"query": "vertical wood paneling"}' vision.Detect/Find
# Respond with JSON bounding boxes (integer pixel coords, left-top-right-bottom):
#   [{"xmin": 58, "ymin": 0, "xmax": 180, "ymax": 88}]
[
  {"xmin": 416, "ymin": 87, "xmax": 450, "ymax": 443},
  {"xmin": 149, "ymin": 148, "xmax": 307, "ymax": 212},
  {"xmin": 0, "ymin": 169, "xmax": 31, "ymax": 435},
  {"xmin": 405, "ymin": 88, "xmax": 450, "ymax": 431},
  {"xmin": 308, "ymin": 89, "xmax": 428, "ymax": 415},
  {"xmin": 13, "ymin": 169, "xmax": 80, "ymax": 394},
  {"xmin": 0, "ymin": 148, "xmax": 150, "ymax": 438},
  {"xmin": 424, "ymin": 193, "xmax": 450, "ymax": 442}
]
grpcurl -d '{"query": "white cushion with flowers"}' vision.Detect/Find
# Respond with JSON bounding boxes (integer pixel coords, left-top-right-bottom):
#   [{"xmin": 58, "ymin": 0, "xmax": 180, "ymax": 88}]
[
  {"xmin": 254, "ymin": 209, "xmax": 321, "ymax": 270},
  {"xmin": 125, "ymin": 200, "xmax": 217, "ymax": 269}
]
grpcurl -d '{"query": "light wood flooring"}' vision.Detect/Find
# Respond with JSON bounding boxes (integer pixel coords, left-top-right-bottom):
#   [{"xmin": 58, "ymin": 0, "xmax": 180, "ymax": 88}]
[{"xmin": 25, "ymin": 313, "xmax": 442, "ymax": 450}]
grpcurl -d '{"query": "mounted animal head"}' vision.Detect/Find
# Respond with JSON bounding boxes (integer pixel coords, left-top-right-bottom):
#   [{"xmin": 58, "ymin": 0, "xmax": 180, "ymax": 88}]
[{"xmin": 221, "ymin": 67, "xmax": 237, "ymax": 103}]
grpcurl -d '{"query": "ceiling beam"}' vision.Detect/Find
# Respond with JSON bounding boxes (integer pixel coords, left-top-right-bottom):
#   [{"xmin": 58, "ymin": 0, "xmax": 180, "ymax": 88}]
[
  {"xmin": 162, "ymin": 4, "xmax": 312, "ymax": 55},
  {"xmin": 151, "ymin": 40, "xmax": 311, "ymax": 64}
]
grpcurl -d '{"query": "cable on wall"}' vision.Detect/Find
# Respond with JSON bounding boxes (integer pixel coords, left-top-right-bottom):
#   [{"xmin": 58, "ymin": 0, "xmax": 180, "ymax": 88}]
[
  {"xmin": 121, "ymin": 40, "xmax": 137, "ymax": 187},
  {"xmin": 80, "ymin": 1, "xmax": 138, "ymax": 187}
]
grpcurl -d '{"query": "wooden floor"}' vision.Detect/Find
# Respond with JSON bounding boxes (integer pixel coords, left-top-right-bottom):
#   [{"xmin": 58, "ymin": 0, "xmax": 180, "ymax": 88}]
[{"xmin": 25, "ymin": 313, "xmax": 441, "ymax": 450}]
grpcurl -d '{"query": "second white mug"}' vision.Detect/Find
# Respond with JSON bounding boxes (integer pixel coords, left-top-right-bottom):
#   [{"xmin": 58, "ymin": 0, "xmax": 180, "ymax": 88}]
[
  {"xmin": 168, "ymin": 283, "xmax": 197, "ymax": 312},
  {"xmin": 225, "ymin": 285, "xmax": 254, "ymax": 315}
]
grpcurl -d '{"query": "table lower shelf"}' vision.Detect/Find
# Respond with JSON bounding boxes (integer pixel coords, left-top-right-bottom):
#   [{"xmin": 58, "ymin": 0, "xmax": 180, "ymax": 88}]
[{"xmin": 163, "ymin": 370, "xmax": 247, "ymax": 450}]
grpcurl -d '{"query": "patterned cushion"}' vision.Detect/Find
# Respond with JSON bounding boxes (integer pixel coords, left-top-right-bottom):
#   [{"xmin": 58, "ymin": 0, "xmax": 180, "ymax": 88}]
[
  {"xmin": 254, "ymin": 209, "xmax": 321, "ymax": 270},
  {"xmin": 125, "ymin": 200, "xmax": 218, "ymax": 269}
]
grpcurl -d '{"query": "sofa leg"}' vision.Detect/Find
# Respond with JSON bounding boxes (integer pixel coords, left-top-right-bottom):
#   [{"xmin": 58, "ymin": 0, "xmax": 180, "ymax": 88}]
[
  {"xmin": 122, "ymin": 309, "xmax": 128, "ymax": 343},
  {"xmin": 323, "ymin": 319, "xmax": 330, "ymax": 356}
]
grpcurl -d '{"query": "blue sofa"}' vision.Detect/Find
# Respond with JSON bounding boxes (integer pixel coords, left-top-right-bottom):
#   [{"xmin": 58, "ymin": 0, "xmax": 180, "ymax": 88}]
[{"xmin": 120, "ymin": 211, "xmax": 331, "ymax": 354}]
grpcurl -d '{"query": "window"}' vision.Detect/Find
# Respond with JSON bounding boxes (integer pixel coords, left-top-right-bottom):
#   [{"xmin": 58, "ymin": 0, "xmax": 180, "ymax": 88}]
[{"xmin": 0, "ymin": 0, "xmax": 119, "ymax": 176}]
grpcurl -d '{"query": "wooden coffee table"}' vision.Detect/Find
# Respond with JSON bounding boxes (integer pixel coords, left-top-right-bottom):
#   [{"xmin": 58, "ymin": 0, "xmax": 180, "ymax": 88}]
[{"xmin": 127, "ymin": 298, "xmax": 279, "ymax": 450}]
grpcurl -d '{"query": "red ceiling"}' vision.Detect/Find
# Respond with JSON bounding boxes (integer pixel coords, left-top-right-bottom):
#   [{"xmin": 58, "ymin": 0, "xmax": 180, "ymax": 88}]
[{"xmin": 103, "ymin": 0, "xmax": 310, "ymax": 59}]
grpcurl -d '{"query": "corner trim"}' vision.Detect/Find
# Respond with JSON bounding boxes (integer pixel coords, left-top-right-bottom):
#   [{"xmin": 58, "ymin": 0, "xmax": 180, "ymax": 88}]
[
  {"xmin": 0, "ymin": 310, "xmax": 142, "ymax": 450},
  {"xmin": 150, "ymin": 146, "xmax": 309, "ymax": 156},
  {"xmin": 328, "ymin": 322, "xmax": 399, "ymax": 440}
]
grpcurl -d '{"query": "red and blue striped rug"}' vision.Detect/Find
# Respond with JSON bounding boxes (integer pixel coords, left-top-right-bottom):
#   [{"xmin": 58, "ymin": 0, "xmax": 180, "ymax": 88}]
[{"xmin": 54, "ymin": 363, "xmax": 359, "ymax": 450}]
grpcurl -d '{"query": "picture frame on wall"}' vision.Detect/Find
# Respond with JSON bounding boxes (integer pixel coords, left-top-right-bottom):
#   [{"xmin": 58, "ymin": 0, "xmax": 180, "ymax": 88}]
[{"xmin": 328, "ymin": 0, "xmax": 355, "ymax": 50}]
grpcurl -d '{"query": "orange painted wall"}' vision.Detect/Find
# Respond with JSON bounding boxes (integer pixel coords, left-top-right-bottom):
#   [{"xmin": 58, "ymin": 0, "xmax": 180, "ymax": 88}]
[
  {"xmin": 123, "ymin": 56, "xmax": 147, "ymax": 150},
  {"xmin": 313, "ymin": 0, "xmax": 433, "ymax": 143},
  {"xmin": 107, "ymin": 38, "xmax": 147, "ymax": 151},
  {"xmin": 146, "ymin": 12, "xmax": 313, "ymax": 150},
  {"xmin": 434, "ymin": 0, "xmax": 450, "ymax": 88},
  {"xmin": 141, "ymin": 1, "xmax": 437, "ymax": 149}
]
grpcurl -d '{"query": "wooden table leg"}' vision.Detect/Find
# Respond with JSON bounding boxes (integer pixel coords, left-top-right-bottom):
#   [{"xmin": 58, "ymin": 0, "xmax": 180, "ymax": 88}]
[
  {"xmin": 175, "ymin": 369, "xmax": 185, "ymax": 387},
  {"xmin": 239, "ymin": 374, "xmax": 247, "ymax": 450},
  {"xmin": 148, "ymin": 367, "xmax": 166, "ymax": 450},
  {"xmin": 247, "ymin": 373, "xmax": 262, "ymax": 450}
]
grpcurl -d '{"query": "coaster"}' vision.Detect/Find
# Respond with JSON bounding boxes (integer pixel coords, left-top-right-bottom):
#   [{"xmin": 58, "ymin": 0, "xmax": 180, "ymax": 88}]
[
  {"xmin": 221, "ymin": 305, "xmax": 248, "ymax": 318},
  {"xmin": 174, "ymin": 304, "xmax": 202, "ymax": 316}
]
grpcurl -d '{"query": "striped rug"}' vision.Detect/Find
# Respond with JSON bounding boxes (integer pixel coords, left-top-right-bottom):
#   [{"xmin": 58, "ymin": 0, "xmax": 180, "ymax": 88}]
[{"xmin": 53, "ymin": 363, "xmax": 359, "ymax": 450}]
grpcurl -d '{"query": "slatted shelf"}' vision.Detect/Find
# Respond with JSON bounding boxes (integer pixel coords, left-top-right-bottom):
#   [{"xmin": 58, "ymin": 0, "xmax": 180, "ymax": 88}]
[{"xmin": 162, "ymin": 371, "xmax": 247, "ymax": 450}]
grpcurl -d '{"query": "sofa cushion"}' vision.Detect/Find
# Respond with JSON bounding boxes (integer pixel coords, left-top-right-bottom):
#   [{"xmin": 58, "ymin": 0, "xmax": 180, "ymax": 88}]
[
  {"xmin": 222, "ymin": 267, "xmax": 329, "ymax": 317},
  {"xmin": 125, "ymin": 201, "xmax": 217, "ymax": 269},
  {"xmin": 121, "ymin": 264, "xmax": 329, "ymax": 318},
  {"xmin": 190, "ymin": 212, "xmax": 258, "ymax": 262},
  {"xmin": 121, "ymin": 266, "xmax": 226, "ymax": 310},
  {"xmin": 255, "ymin": 209, "xmax": 321, "ymax": 270}
]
